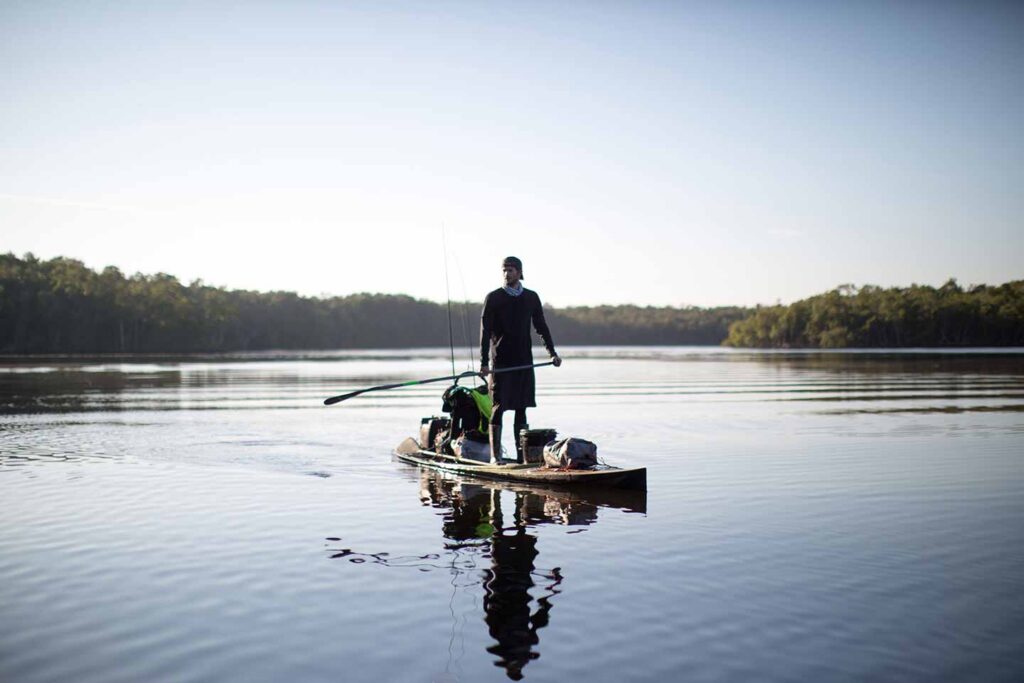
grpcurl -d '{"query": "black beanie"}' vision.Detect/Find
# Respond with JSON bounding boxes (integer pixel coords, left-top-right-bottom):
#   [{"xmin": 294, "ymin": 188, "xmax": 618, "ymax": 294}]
[{"xmin": 503, "ymin": 256, "xmax": 523, "ymax": 279}]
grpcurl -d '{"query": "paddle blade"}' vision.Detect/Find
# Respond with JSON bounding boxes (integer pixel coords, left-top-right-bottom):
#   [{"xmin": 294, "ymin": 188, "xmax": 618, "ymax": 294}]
[
  {"xmin": 324, "ymin": 391, "xmax": 359, "ymax": 405},
  {"xmin": 323, "ymin": 369, "xmax": 482, "ymax": 406}
]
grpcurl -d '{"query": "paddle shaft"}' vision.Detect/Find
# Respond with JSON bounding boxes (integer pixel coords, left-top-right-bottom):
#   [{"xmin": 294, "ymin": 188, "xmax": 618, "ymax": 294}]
[{"xmin": 323, "ymin": 361, "xmax": 555, "ymax": 405}]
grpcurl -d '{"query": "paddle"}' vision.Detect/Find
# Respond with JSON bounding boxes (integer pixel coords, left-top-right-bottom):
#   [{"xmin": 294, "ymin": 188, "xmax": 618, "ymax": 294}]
[{"xmin": 323, "ymin": 361, "xmax": 555, "ymax": 405}]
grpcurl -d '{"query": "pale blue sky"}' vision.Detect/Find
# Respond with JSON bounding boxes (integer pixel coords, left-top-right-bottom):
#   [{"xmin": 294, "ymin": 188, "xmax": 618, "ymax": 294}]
[{"xmin": 2, "ymin": 1, "xmax": 1021, "ymax": 307}]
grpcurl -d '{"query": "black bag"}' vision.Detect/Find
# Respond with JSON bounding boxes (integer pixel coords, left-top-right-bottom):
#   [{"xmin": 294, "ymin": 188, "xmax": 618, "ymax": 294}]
[
  {"xmin": 463, "ymin": 429, "xmax": 489, "ymax": 444},
  {"xmin": 442, "ymin": 384, "xmax": 488, "ymax": 439},
  {"xmin": 543, "ymin": 437, "xmax": 598, "ymax": 470}
]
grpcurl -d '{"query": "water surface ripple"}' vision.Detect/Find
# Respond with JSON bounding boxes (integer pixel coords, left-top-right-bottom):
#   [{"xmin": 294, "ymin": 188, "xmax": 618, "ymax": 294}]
[{"xmin": 2, "ymin": 347, "xmax": 1023, "ymax": 682}]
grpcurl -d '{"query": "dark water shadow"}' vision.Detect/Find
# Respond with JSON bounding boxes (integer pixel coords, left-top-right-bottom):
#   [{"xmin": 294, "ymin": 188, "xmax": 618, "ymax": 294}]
[
  {"xmin": 326, "ymin": 471, "xmax": 646, "ymax": 680},
  {"xmin": 0, "ymin": 370, "xmax": 184, "ymax": 414},
  {"xmin": 0, "ymin": 365, "xmax": 451, "ymax": 414},
  {"xmin": 814, "ymin": 403, "xmax": 1024, "ymax": 415},
  {"xmin": 749, "ymin": 351, "xmax": 1024, "ymax": 377}
]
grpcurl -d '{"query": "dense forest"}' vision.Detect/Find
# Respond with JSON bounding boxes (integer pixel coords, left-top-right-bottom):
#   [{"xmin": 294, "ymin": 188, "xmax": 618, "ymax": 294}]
[
  {"xmin": 0, "ymin": 253, "xmax": 747, "ymax": 353},
  {"xmin": 3, "ymin": 254, "xmax": 1020, "ymax": 353},
  {"xmin": 724, "ymin": 280, "xmax": 1024, "ymax": 348}
]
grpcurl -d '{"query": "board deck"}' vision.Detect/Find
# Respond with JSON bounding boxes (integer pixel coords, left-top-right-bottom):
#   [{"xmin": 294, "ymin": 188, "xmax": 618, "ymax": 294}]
[{"xmin": 394, "ymin": 437, "xmax": 647, "ymax": 491}]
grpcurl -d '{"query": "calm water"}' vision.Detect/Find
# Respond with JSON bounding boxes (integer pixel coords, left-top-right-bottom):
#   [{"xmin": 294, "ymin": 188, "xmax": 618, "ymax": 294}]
[{"xmin": 2, "ymin": 347, "xmax": 1023, "ymax": 682}]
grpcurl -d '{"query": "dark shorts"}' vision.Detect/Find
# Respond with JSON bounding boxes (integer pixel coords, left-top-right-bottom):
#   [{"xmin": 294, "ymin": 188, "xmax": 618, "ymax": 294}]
[{"xmin": 489, "ymin": 367, "xmax": 536, "ymax": 418}]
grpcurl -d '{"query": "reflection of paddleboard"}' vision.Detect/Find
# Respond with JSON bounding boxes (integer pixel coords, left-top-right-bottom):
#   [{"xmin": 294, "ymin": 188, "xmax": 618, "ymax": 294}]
[
  {"xmin": 418, "ymin": 470, "xmax": 647, "ymax": 520},
  {"xmin": 394, "ymin": 437, "xmax": 647, "ymax": 491}
]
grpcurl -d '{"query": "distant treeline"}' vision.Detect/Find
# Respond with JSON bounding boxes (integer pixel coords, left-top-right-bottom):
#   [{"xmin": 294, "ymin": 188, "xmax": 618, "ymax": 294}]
[
  {"xmin": 724, "ymin": 280, "xmax": 1024, "ymax": 348},
  {"xmin": 4, "ymin": 254, "xmax": 1020, "ymax": 353},
  {"xmin": 0, "ymin": 253, "xmax": 747, "ymax": 353}
]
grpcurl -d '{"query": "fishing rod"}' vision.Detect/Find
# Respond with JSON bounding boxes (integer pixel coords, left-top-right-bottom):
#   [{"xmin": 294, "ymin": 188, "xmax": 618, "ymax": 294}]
[
  {"xmin": 323, "ymin": 361, "xmax": 555, "ymax": 406},
  {"xmin": 452, "ymin": 250, "xmax": 476, "ymax": 371},
  {"xmin": 441, "ymin": 224, "xmax": 456, "ymax": 377}
]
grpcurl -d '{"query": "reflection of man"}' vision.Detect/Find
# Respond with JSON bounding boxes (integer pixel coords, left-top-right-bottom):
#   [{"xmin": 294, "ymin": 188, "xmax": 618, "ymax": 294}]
[
  {"xmin": 480, "ymin": 256, "xmax": 561, "ymax": 464},
  {"xmin": 484, "ymin": 524, "xmax": 546, "ymax": 681},
  {"xmin": 415, "ymin": 473, "xmax": 648, "ymax": 680},
  {"xmin": 420, "ymin": 475, "xmax": 559, "ymax": 680}
]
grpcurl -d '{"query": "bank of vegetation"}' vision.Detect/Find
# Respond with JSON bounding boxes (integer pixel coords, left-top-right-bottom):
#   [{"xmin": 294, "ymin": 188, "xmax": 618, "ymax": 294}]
[
  {"xmin": 0, "ymin": 253, "xmax": 746, "ymax": 353},
  {"xmin": 3, "ymin": 254, "xmax": 1020, "ymax": 353},
  {"xmin": 724, "ymin": 280, "xmax": 1024, "ymax": 348}
]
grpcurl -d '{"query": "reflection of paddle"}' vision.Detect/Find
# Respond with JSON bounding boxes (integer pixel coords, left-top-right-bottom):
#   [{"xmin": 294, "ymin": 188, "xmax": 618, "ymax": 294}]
[{"xmin": 323, "ymin": 361, "xmax": 554, "ymax": 405}]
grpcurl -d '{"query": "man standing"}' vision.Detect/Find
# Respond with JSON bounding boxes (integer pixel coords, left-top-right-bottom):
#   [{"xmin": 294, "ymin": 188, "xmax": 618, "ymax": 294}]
[{"xmin": 480, "ymin": 256, "xmax": 561, "ymax": 463}]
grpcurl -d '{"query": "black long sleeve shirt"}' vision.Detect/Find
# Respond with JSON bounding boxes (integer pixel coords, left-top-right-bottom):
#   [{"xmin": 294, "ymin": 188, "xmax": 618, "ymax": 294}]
[{"xmin": 480, "ymin": 288, "xmax": 557, "ymax": 368}]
